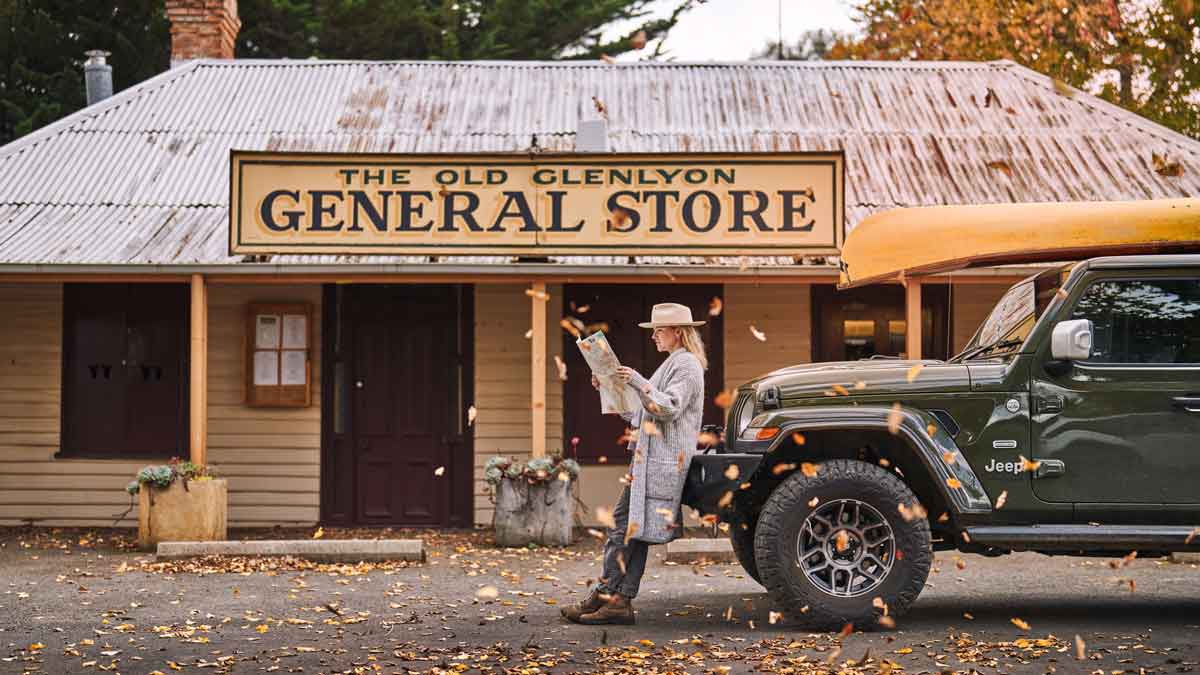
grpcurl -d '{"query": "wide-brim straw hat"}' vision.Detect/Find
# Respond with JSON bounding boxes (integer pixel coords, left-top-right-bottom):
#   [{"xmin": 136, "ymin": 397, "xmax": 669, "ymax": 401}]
[{"xmin": 638, "ymin": 302, "xmax": 706, "ymax": 328}]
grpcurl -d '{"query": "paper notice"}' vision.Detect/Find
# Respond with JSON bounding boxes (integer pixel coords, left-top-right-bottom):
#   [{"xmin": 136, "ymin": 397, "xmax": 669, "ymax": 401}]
[
  {"xmin": 576, "ymin": 331, "xmax": 637, "ymax": 415},
  {"xmin": 253, "ymin": 350, "xmax": 279, "ymax": 386},
  {"xmin": 281, "ymin": 350, "xmax": 307, "ymax": 385},
  {"xmin": 282, "ymin": 314, "xmax": 307, "ymax": 349},
  {"xmin": 255, "ymin": 314, "xmax": 280, "ymax": 349}
]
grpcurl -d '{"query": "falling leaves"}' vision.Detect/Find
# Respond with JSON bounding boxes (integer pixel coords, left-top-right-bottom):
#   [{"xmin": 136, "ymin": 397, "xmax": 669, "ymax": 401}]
[
  {"xmin": 592, "ymin": 95, "xmax": 607, "ymax": 118},
  {"xmin": 1109, "ymin": 550, "xmax": 1138, "ymax": 569},
  {"xmin": 771, "ymin": 462, "xmax": 796, "ymax": 476},
  {"xmin": 994, "ymin": 490, "xmax": 1008, "ymax": 509},
  {"xmin": 708, "ymin": 297, "xmax": 723, "ymax": 316},
  {"xmin": 749, "ymin": 325, "xmax": 767, "ymax": 342},
  {"xmin": 559, "ymin": 317, "xmax": 583, "ymax": 338},
  {"xmin": 596, "ymin": 506, "xmax": 616, "ymax": 529},
  {"xmin": 942, "ymin": 450, "xmax": 957, "ymax": 464},
  {"xmin": 1018, "ymin": 454, "xmax": 1042, "ymax": 472},
  {"xmin": 800, "ymin": 462, "xmax": 820, "ymax": 477},
  {"xmin": 714, "ymin": 390, "xmax": 736, "ymax": 409},
  {"xmin": 946, "ymin": 477, "xmax": 963, "ymax": 489},
  {"xmin": 434, "ymin": 466, "xmax": 445, "ymax": 477},
  {"xmin": 524, "ymin": 328, "xmax": 533, "ymax": 339},
  {"xmin": 887, "ymin": 403, "xmax": 903, "ymax": 434},
  {"xmin": 1011, "ymin": 617, "xmax": 1031, "ymax": 631},
  {"xmin": 906, "ymin": 363, "xmax": 924, "ymax": 383},
  {"xmin": 1075, "ymin": 634, "xmax": 1087, "ymax": 660},
  {"xmin": 897, "ymin": 501, "xmax": 928, "ymax": 522},
  {"xmin": 554, "ymin": 355, "xmax": 568, "ymax": 381},
  {"xmin": 467, "ymin": 404, "xmax": 477, "ymax": 426},
  {"xmin": 642, "ymin": 420, "xmax": 661, "ymax": 437},
  {"xmin": 630, "ymin": 29, "xmax": 648, "ymax": 49},
  {"xmin": 524, "ymin": 287, "xmax": 549, "ymax": 302},
  {"xmin": 768, "ymin": 611, "xmax": 783, "ymax": 624},
  {"xmin": 723, "ymin": 464, "xmax": 740, "ymax": 481},
  {"xmin": 698, "ymin": 431, "xmax": 721, "ymax": 448},
  {"xmin": 834, "ymin": 530, "xmax": 850, "ymax": 552},
  {"xmin": 312, "ymin": 527, "xmax": 324, "ymax": 540},
  {"xmin": 791, "ymin": 432, "xmax": 806, "ymax": 446},
  {"xmin": 717, "ymin": 491, "xmax": 734, "ymax": 508},
  {"xmin": 807, "ymin": 497, "xmax": 819, "ymax": 508},
  {"xmin": 831, "ymin": 383, "xmax": 850, "ymax": 396}
]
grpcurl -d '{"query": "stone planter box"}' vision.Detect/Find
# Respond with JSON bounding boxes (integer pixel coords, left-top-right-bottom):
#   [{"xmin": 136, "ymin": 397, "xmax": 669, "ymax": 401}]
[
  {"xmin": 492, "ymin": 477, "xmax": 575, "ymax": 547},
  {"xmin": 138, "ymin": 479, "xmax": 228, "ymax": 550}
]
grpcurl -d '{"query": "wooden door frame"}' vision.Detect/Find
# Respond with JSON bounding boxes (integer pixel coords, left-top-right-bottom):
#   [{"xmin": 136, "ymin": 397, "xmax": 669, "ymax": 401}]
[{"xmin": 319, "ymin": 283, "xmax": 474, "ymax": 527}]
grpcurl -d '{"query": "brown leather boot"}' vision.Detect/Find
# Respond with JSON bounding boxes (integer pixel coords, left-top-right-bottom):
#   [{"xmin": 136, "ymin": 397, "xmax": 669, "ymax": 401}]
[
  {"xmin": 578, "ymin": 592, "xmax": 635, "ymax": 625},
  {"xmin": 560, "ymin": 586, "xmax": 607, "ymax": 623}
]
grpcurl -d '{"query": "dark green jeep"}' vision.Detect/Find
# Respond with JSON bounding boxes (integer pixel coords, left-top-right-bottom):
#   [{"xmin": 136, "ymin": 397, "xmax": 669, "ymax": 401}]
[{"xmin": 684, "ymin": 254, "xmax": 1200, "ymax": 628}]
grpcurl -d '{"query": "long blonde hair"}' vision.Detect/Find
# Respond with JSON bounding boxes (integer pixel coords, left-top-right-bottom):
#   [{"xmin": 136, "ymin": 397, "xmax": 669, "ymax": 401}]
[{"xmin": 676, "ymin": 326, "xmax": 708, "ymax": 371}]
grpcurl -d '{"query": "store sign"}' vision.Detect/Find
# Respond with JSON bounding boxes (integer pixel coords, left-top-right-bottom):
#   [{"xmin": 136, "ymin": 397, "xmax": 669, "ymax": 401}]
[{"xmin": 229, "ymin": 151, "xmax": 844, "ymax": 256}]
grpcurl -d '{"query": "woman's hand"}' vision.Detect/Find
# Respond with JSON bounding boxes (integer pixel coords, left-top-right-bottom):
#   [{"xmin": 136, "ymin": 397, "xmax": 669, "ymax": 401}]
[
  {"xmin": 614, "ymin": 366, "xmax": 637, "ymax": 383},
  {"xmin": 590, "ymin": 374, "xmax": 600, "ymax": 390}
]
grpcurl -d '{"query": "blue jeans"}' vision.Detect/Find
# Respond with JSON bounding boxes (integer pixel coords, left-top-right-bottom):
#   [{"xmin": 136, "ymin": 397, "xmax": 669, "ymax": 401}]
[{"xmin": 595, "ymin": 485, "xmax": 649, "ymax": 598}]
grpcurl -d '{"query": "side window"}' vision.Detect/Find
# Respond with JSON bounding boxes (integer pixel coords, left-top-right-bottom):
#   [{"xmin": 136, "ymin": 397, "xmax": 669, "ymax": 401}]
[{"xmin": 1069, "ymin": 278, "xmax": 1200, "ymax": 364}]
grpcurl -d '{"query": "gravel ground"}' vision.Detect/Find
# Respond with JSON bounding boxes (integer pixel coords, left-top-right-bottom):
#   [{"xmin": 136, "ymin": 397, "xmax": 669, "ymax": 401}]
[{"xmin": 1, "ymin": 526, "xmax": 1198, "ymax": 674}]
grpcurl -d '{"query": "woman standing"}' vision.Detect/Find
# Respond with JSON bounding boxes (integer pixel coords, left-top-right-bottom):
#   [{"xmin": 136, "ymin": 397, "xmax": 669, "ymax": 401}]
[{"xmin": 561, "ymin": 302, "xmax": 708, "ymax": 625}]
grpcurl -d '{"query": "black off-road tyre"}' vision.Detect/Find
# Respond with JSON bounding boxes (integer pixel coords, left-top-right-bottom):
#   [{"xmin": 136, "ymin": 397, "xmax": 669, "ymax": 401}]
[
  {"xmin": 754, "ymin": 459, "xmax": 932, "ymax": 630},
  {"xmin": 729, "ymin": 518, "xmax": 762, "ymax": 585}
]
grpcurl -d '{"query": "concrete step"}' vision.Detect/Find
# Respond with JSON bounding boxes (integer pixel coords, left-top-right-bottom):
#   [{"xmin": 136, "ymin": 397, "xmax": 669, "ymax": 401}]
[
  {"xmin": 664, "ymin": 537, "xmax": 735, "ymax": 563},
  {"xmin": 156, "ymin": 539, "xmax": 424, "ymax": 563}
]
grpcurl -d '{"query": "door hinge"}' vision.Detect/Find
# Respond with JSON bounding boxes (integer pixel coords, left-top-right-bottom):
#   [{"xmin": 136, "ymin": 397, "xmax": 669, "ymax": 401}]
[{"xmin": 1034, "ymin": 395, "xmax": 1064, "ymax": 414}]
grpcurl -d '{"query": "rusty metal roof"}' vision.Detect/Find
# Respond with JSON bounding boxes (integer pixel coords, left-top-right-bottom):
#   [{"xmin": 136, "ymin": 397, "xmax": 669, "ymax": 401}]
[{"xmin": 0, "ymin": 59, "xmax": 1195, "ymax": 269}]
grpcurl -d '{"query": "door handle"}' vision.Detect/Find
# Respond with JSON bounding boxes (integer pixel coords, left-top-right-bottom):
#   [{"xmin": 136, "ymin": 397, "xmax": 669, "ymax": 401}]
[
  {"xmin": 1034, "ymin": 459, "xmax": 1066, "ymax": 479},
  {"xmin": 1172, "ymin": 396, "xmax": 1200, "ymax": 413}
]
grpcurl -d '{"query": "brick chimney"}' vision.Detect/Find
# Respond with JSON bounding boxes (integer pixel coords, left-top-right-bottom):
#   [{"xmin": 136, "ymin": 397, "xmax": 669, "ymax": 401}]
[{"xmin": 165, "ymin": 0, "xmax": 240, "ymax": 66}]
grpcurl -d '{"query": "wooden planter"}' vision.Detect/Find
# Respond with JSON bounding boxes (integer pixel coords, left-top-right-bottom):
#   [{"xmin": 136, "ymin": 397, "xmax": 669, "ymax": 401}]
[
  {"xmin": 492, "ymin": 477, "xmax": 575, "ymax": 547},
  {"xmin": 138, "ymin": 479, "xmax": 228, "ymax": 550}
]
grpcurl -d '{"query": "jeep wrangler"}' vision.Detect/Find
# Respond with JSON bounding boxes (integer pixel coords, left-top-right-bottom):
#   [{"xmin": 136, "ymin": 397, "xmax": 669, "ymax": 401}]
[{"xmin": 683, "ymin": 254, "xmax": 1200, "ymax": 628}]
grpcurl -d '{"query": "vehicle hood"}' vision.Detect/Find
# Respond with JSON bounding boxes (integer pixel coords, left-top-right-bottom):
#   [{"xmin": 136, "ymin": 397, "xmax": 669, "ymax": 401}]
[{"xmin": 744, "ymin": 359, "xmax": 972, "ymax": 400}]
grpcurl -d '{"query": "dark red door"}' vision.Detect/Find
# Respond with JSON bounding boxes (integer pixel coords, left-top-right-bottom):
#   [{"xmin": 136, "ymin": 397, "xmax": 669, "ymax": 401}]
[
  {"xmin": 562, "ymin": 284, "xmax": 724, "ymax": 465},
  {"xmin": 322, "ymin": 285, "xmax": 472, "ymax": 527}
]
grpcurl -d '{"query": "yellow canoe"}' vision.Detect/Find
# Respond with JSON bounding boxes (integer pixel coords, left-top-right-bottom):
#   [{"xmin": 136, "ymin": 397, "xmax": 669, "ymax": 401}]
[{"xmin": 838, "ymin": 198, "xmax": 1200, "ymax": 288}]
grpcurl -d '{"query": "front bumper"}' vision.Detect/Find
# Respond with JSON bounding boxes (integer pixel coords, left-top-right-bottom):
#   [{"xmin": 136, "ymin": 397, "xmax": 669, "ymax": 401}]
[{"xmin": 682, "ymin": 452, "xmax": 765, "ymax": 518}]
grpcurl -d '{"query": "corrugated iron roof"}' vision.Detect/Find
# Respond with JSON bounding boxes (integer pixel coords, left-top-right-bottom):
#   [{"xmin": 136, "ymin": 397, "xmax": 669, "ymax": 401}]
[{"xmin": 0, "ymin": 59, "xmax": 1196, "ymax": 268}]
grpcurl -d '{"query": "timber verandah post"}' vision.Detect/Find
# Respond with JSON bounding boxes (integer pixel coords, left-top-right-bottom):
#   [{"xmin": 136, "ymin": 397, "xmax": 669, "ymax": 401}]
[
  {"xmin": 905, "ymin": 280, "xmax": 922, "ymax": 361},
  {"xmin": 189, "ymin": 274, "xmax": 208, "ymax": 466},
  {"xmin": 530, "ymin": 281, "xmax": 547, "ymax": 458}
]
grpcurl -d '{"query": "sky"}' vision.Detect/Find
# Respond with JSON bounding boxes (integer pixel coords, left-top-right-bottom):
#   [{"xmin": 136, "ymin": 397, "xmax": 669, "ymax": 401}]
[{"xmin": 612, "ymin": 0, "xmax": 860, "ymax": 62}]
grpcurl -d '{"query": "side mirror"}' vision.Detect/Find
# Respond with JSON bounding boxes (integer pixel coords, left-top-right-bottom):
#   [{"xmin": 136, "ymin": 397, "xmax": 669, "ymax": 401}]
[{"xmin": 1051, "ymin": 319, "xmax": 1092, "ymax": 361}]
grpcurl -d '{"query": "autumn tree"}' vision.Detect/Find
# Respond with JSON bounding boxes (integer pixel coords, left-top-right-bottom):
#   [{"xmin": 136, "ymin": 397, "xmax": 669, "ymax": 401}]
[{"xmin": 829, "ymin": 0, "xmax": 1200, "ymax": 138}]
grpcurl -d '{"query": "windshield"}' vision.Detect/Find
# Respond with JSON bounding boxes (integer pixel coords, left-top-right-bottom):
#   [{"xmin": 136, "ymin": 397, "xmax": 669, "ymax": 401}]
[{"xmin": 954, "ymin": 266, "xmax": 1068, "ymax": 361}]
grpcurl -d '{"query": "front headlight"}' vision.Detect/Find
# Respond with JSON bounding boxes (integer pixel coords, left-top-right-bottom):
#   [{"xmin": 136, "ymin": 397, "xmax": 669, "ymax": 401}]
[{"xmin": 735, "ymin": 395, "xmax": 756, "ymax": 437}]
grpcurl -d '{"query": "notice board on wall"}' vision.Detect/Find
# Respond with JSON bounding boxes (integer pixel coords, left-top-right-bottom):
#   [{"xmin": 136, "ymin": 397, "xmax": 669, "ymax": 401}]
[{"xmin": 246, "ymin": 302, "xmax": 312, "ymax": 407}]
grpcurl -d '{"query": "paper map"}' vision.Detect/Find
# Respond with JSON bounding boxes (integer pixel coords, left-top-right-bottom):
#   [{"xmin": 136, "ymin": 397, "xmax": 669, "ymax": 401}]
[{"xmin": 576, "ymin": 331, "xmax": 637, "ymax": 415}]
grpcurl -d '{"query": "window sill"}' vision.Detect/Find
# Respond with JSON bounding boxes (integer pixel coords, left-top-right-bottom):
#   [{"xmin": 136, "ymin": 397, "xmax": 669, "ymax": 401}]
[{"xmin": 53, "ymin": 452, "xmax": 181, "ymax": 462}]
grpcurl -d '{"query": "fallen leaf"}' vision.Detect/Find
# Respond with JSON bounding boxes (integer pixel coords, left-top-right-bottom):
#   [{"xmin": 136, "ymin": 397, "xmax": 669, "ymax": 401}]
[
  {"xmin": 554, "ymin": 355, "xmax": 568, "ymax": 381},
  {"xmin": 524, "ymin": 328, "xmax": 533, "ymax": 339},
  {"xmin": 768, "ymin": 611, "xmax": 783, "ymax": 624},
  {"xmin": 467, "ymin": 405, "xmax": 477, "ymax": 426},
  {"xmin": 986, "ymin": 160, "xmax": 1013, "ymax": 176},
  {"xmin": 838, "ymin": 622, "xmax": 854, "ymax": 639},
  {"xmin": 834, "ymin": 530, "xmax": 850, "ymax": 552},
  {"xmin": 807, "ymin": 497, "xmax": 819, "ymax": 507},
  {"xmin": 800, "ymin": 462, "xmax": 820, "ymax": 477},
  {"xmin": 1018, "ymin": 454, "xmax": 1042, "ymax": 472},
  {"xmin": 791, "ymin": 432, "xmax": 806, "ymax": 446},
  {"xmin": 832, "ymin": 383, "xmax": 850, "ymax": 396},
  {"xmin": 1075, "ymin": 634, "xmax": 1087, "ymax": 660},
  {"xmin": 1152, "ymin": 152, "xmax": 1184, "ymax": 177},
  {"xmin": 1011, "ymin": 617, "xmax": 1031, "ymax": 631},
  {"xmin": 897, "ymin": 501, "xmax": 928, "ymax": 522},
  {"xmin": 708, "ymin": 297, "xmax": 723, "ymax": 316},
  {"xmin": 312, "ymin": 527, "xmax": 324, "ymax": 540},
  {"xmin": 255, "ymin": 624, "xmax": 269, "ymax": 633},
  {"xmin": 994, "ymin": 490, "xmax": 1008, "ymax": 509},
  {"xmin": 771, "ymin": 462, "xmax": 796, "ymax": 476},
  {"xmin": 942, "ymin": 450, "xmax": 956, "ymax": 464},
  {"xmin": 946, "ymin": 477, "xmax": 962, "ymax": 489},
  {"xmin": 475, "ymin": 586, "xmax": 499, "ymax": 601},
  {"xmin": 749, "ymin": 325, "xmax": 767, "ymax": 342},
  {"xmin": 434, "ymin": 466, "xmax": 445, "ymax": 476},
  {"xmin": 723, "ymin": 464, "xmax": 740, "ymax": 481}
]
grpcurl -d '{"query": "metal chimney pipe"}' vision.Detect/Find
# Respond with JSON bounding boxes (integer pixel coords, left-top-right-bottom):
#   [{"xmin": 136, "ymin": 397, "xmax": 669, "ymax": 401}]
[{"xmin": 84, "ymin": 50, "xmax": 113, "ymax": 106}]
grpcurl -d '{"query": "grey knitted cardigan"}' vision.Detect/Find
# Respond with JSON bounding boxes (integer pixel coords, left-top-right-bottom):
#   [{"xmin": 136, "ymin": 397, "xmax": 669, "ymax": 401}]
[{"xmin": 620, "ymin": 347, "xmax": 706, "ymax": 544}]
